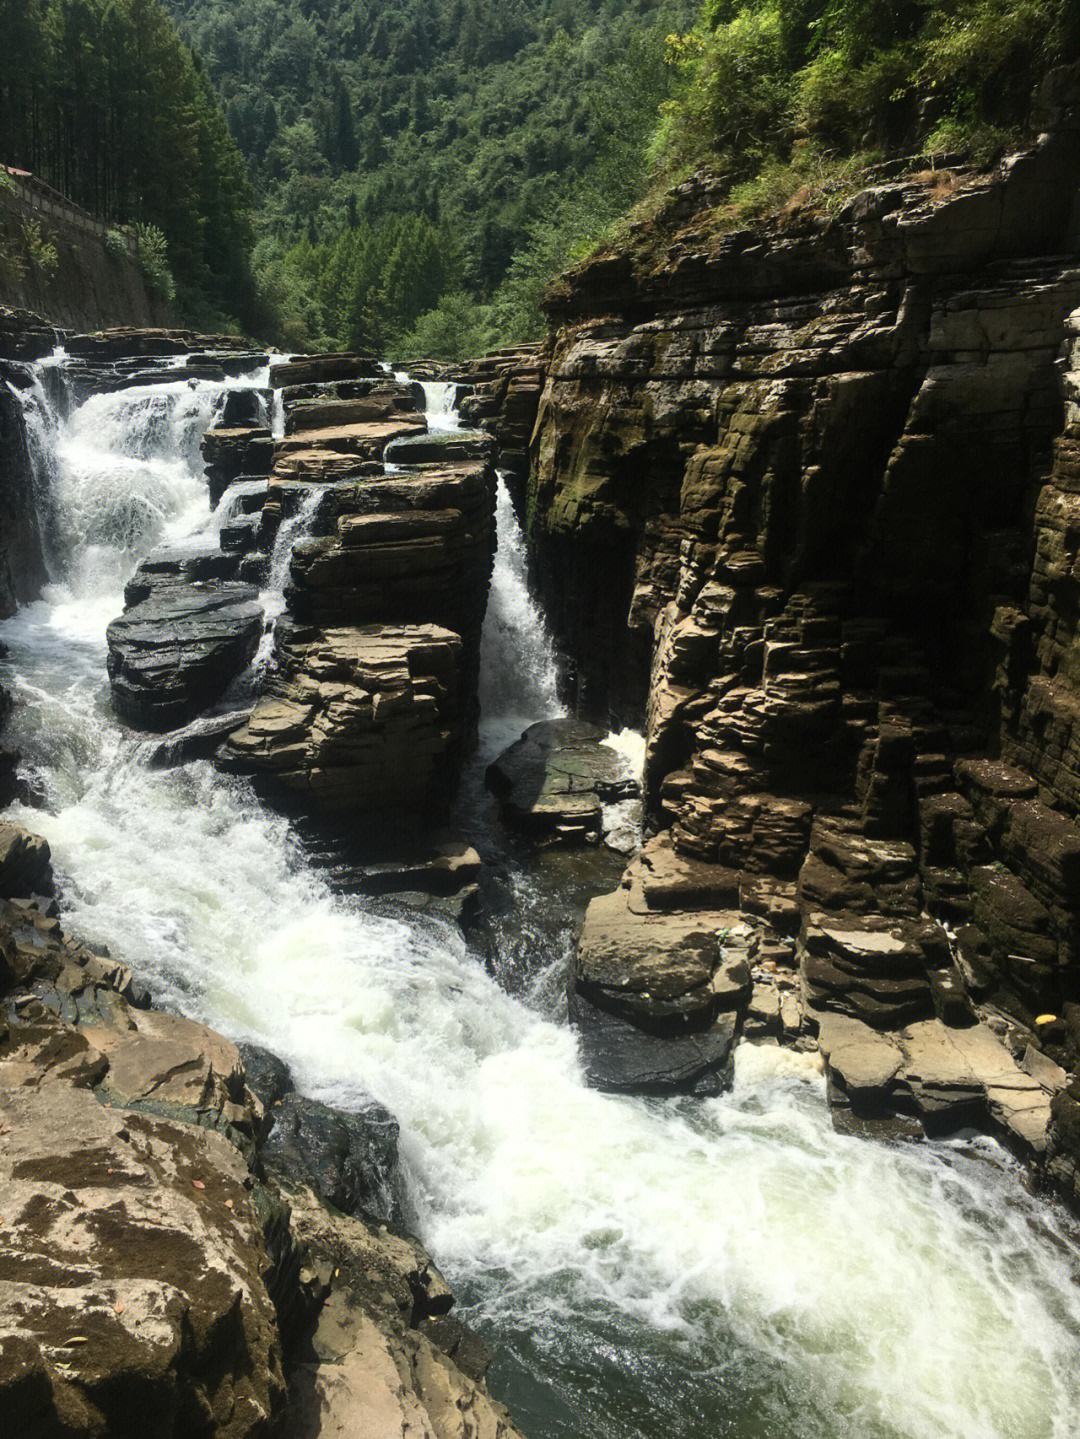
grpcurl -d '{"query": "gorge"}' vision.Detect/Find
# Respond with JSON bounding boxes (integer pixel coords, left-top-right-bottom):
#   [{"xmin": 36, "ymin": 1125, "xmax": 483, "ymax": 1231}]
[{"xmin": 4, "ymin": 104, "xmax": 1080, "ymax": 1439}]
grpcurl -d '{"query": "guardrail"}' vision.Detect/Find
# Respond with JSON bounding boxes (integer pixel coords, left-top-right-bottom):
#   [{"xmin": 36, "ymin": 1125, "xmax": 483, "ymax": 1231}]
[{"xmin": 1, "ymin": 167, "xmax": 138, "ymax": 256}]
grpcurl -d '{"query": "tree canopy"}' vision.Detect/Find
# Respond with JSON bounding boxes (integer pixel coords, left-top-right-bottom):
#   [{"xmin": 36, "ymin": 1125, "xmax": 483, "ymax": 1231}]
[{"xmin": 0, "ymin": 0, "xmax": 257, "ymax": 329}]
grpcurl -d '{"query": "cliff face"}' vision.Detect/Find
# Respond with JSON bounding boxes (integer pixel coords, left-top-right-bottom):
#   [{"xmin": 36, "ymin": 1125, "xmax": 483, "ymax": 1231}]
[{"xmin": 525, "ymin": 115, "xmax": 1080, "ymax": 1149}]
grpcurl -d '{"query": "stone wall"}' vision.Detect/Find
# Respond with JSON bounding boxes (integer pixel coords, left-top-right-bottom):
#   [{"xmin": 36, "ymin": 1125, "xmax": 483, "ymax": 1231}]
[{"xmin": 0, "ymin": 178, "xmax": 166, "ymax": 331}]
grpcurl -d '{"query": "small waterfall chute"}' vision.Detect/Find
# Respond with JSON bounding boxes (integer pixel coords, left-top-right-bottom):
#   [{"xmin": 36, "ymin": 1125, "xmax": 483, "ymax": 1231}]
[{"xmin": 479, "ymin": 473, "xmax": 563, "ymax": 749}]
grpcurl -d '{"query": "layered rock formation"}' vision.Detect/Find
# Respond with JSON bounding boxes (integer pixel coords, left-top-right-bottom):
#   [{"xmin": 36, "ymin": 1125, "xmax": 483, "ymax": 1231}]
[
  {"xmin": 458, "ymin": 344, "xmax": 545, "ymax": 509},
  {"xmin": 520, "ymin": 119, "xmax": 1080, "ymax": 1163},
  {"xmin": 0, "ymin": 827, "xmax": 524, "ymax": 1438}
]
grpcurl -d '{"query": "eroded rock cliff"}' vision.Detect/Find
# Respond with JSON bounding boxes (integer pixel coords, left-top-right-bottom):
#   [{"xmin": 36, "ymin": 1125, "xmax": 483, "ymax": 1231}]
[{"xmin": 521, "ymin": 117, "xmax": 1080, "ymax": 1163}]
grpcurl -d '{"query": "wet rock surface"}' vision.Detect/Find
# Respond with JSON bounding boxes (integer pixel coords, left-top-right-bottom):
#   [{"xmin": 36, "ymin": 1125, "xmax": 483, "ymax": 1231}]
[
  {"xmin": 106, "ymin": 575, "xmax": 263, "ymax": 731},
  {"xmin": 486, "ymin": 718, "xmax": 638, "ymax": 844}
]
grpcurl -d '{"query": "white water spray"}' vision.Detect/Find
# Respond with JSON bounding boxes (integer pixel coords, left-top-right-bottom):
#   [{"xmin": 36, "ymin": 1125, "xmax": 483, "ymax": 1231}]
[
  {"xmin": 421, "ymin": 380, "xmax": 462, "ymax": 433},
  {"xmin": 479, "ymin": 475, "xmax": 564, "ymax": 754}
]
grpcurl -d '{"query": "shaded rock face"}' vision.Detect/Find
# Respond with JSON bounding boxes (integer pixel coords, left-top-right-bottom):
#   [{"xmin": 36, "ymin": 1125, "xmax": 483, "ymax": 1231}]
[
  {"xmin": 0, "ymin": 364, "xmax": 50, "ymax": 619},
  {"xmin": 526, "ymin": 128, "xmax": 1080, "ymax": 1146},
  {"xmin": 457, "ymin": 345, "xmax": 546, "ymax": 511},
  {"xmin": 0, "ymin": 305, "xmax": 57, "ymax": 362}
]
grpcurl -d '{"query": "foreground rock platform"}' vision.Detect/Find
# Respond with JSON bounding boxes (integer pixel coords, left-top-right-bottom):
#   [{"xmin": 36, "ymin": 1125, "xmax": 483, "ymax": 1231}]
[{"xmin": 0, "ymin": 828, "xmax": 525, "ymax": 1438}]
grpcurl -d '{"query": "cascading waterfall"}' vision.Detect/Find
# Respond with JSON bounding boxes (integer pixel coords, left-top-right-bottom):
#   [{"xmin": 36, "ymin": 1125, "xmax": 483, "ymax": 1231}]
[
  {"xmin": 479, "ymin": 473, "xmax": 564, "ymax": 752},
  {"xmin": 421, "ymin": 379, "xmax": 462, "ymax": 433},
  {"xmin": 2, "ymin": 359, "xmax": 1080, "ymax": 1439},
  {"xmin": 5, "ymin": 358, "xmax": 63, "ymax": 571}
]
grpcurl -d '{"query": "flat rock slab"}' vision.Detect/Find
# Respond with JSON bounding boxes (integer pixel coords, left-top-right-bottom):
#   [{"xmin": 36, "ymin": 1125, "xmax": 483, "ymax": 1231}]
[
  {"xmin": 486, "ymin": 718, "xmax": 638, "ymax": 845},
  {"xmin": 269, "ymin": 353, "xmax": 383, "ymax": 388},
  {"xmin": 107, "ymin": 579, "xmax": 263, "ymax": 732},
  {"xmin": 385, "ymin": 430, "xmax": 493, "ymax": 466},
  {"xmin": 624, "ymin": 832, "xmax": 741, "ymax": 912},
  {"xmin": 817, "ymin": 1011, "xmax": 1055, "ymax": 1151},
  {"xmin": 571, "ymin": 989, "xmax": 737, "ymax": 1097}
]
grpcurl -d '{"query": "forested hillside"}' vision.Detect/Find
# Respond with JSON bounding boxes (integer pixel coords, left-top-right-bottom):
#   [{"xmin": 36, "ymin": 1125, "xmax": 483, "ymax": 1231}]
[
  {"xmin": 162, "ymin": 0, "xmax": 694, "ymax": 351},
  {"xmin": 652, "ymin": 0, "xmax": 1080, "ymax": 219},
  {"xmin": 0, "ymin": 0, "xmax": 257, "ymax": 329}
]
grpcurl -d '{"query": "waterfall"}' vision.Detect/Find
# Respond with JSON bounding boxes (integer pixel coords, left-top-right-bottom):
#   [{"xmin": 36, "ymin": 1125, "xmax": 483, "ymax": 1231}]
[
  {"xmin": 421, "ymin": 380, "xmax": 462, "ymax": 433},
  {"xmin": 6, "ymin": 361, "xmax": 63, "ymax": 575},
  {"xmin": 253, "ymin": 486, "xmax": 325, "ymax": 673},
  {"xmin": 479, "ymin": 474, "xmax": 563, "ymax": 751},
  {"xmin": 3, "ymin": 354, "xmax": 1080, "ymax": 1439}
]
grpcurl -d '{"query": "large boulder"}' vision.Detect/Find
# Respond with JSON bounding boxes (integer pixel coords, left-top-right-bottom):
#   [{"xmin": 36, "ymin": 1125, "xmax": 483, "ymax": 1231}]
[
  {"xmin": 0, "ymin": 821, "xmax": 52, "ymax": 898},
  {"xmin": 573, "ymin": 884, "xmax": 737, "ymax": 1028},
  {"xmin": 486, "ymin": 719, "xmax": 638, "ymax": 845},
  {"xmin": 570, "ymin": 989, "xmax": 737, "ymax": 1097},
  {"xmin": 107, "ymin": 576, "xmax": 264, "ymax": 731}
]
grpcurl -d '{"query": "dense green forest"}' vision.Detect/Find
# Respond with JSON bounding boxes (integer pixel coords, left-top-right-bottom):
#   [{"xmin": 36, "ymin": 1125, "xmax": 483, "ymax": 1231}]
[
  {"xmin": 0, "ymin": 0, "xmax": 257, "ymax": 328},
  {"xmin": 160, "ymin": 0, "xmax": 695, "ymax": 352},
  {"xmin": 655, "ymin": 0, "xmax": 1080, "ymax": 217}
]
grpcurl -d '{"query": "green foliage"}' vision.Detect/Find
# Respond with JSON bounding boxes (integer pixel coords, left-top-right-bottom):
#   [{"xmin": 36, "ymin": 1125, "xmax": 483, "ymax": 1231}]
[
  {"xmin": 395, "ymin": 292, "xmax": 497, "ymax": 363},
  {"xmin": 0, "ymin": 0, "xmax": 256, "ymax": 327},
  {"xmin": 134, "ymin": 223, "xmax": 176, "ymax": 302},
  {"xmin": 104, "ymin": 228, "xmax": 130, "ymax": 261},
  {"xmin": 657, "ymin": 1, "xmax": 1080, "ymax": 188},
  {"xmin": 22, "ymin": 219, "xmax": 58, "ymax": 277},
  {"xmin": 161, "ymin": 0, "xmax": 694, "ymax": 348}
]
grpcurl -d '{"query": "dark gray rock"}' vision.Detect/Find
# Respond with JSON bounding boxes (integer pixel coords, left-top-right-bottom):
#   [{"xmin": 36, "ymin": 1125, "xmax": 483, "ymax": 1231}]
[
  {"xmin": 262, "ymin": 1091, "xmax": 402, "ymax": 1224},
  {"xmin": 218, "ymin": 386, "xmax": 271, "ymax": 427},
  {"xmin": 107, "ymin": 578, "xmax": 263, "ymax": 731},
  {"xmin": 238, "ymin": 1041, "xmax": 295, "ymax": 1109},
  {"xmin": 570, "ymin": 988, "xmax": 736, "ymax": 1097}
]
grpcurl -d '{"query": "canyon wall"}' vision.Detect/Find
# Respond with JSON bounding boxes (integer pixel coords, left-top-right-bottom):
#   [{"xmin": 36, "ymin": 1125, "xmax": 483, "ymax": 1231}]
[{"xmin": 521, "ymin": 104, "xmax": 1080, "ymax": 1167}]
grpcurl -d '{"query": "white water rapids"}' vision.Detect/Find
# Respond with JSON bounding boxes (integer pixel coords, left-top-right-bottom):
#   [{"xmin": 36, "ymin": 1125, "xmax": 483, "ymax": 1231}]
[{"xmin": 2, "ymin": 365, "xmax": 1080, "ymax": 1439}]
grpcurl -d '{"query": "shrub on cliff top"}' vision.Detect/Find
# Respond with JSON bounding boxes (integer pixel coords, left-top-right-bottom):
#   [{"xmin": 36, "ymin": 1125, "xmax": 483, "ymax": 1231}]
[{"xmin": 655, "ymin": 0, "xmax": 1080, "ymax": 186}]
